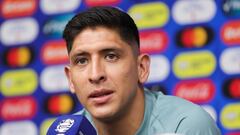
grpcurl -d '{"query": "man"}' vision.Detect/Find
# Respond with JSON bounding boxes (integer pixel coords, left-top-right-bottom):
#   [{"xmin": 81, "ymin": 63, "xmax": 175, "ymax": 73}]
[{"xmin": 50, "ymin": 6, "xmax": 221, "ymax": 135}]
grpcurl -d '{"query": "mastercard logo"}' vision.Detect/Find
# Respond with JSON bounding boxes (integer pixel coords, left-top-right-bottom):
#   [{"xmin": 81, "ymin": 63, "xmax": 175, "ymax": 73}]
[
  {"xmin": 223, "ymin": 78, "xmax": 240, "ymax": 99},
  {"xmin": 128, "ymin": 2, "xmax": 169, "ymax": 29},
  {"xmin": 0, "ymin": 69, "xmax": 38, "ymax": 96},
  {"xmin": 221, "ymin": 103, "xmax": 240, "ymax": 129},
  {"xmin": 85, "ymin": 0, "xmax": 120, "ymax": 7},
  {"xmin": 41, "ymin": 40, "xmax": 68, "ymax": 65},
  {"xmin": 45, "ymin": 94, "xmax": 74, "ymax": 115},
  {"xmin": 174, "ymin": 79, "xmax": 215, "ymax": 104},
  {"xmin": 3, "ymin": 46, "xmax": 34, "ymax": 68},
  {"xmin": 221, "ymin": 20, "xmax": 240, "ymax": 45},
  {"xmin": 176, "ymin": 26, "xmax": 214, "ymax": 48},
  {"xmin": 140, "ymin": 30, "xmax": 168, "ymax": 53},
  {"xmin": 222, "ymin": 0, "xmax": 240, "ymax": 17},
  {"xmin": 173, "ymin": 51, "xmax": 216, "ymax": 79},
  {"xmin": 40, "ymin": 118, "xmax": 56, "ymax": 135},
  {"xmin": 1, "ymin": 0, "xmax": 37, "ymax": 18},
  {"xmin": 0, "ymin": 96, "xmax": 37, "ymax": 121}
]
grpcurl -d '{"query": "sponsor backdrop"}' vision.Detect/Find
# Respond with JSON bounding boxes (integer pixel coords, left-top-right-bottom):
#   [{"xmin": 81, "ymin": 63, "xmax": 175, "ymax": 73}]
[{"xmin": 0, "ymin": 0, "xmax": 239, "ymax": 134}]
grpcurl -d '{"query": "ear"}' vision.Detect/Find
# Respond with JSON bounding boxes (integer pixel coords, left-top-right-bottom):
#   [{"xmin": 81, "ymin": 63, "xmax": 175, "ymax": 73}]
[
  {"xmin": 64, "ymin": 66, "xmax": 76, "ymax": 94},
  {"xmin": 137, "ymin": 54, "xmax": 150, "ymax": 83}
]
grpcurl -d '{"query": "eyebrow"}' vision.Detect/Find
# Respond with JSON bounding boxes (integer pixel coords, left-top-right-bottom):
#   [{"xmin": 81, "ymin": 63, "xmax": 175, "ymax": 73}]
[
  {"xmin": 100, "ymin": 48, "xmax": 123, "ymax": 54},
  {"xmin": 70, "ymin": 47, "xmax": 124, "ymax": 62}
]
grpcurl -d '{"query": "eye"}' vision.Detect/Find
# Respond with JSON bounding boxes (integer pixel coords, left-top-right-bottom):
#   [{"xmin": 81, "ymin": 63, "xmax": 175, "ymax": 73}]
[
  {"xmin": 105, "ymin": 53, "xmax": 119, "ymax": 62},
  {"xmin": 76, "ymin": 57, "xmax": 88, "ymax": 65}
]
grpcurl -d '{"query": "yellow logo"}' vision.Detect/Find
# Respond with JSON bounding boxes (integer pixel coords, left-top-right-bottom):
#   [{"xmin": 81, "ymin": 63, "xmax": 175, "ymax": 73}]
[
  {"xmin": 40, "ymin": 118, "xmax": 56, "ymax": 135},
  {"xmin": 221, "ymin": 103, "xmax": 240, "ymax": 129},
  {"xmin": 173, "ymin": 51, "xmax": 216, "ymax": 79},
  {"xmin": 0, "ymin": 69, "xmax": 38, "ymax": 96},
  {"xmin": 128, "ymin": 2, "xmax": 169, "ymax": 29}
]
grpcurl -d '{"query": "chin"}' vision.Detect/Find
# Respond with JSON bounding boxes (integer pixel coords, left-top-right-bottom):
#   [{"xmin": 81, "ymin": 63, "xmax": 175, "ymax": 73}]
[{"xmin": 91, "ymin": 109, "xmax": 118, "ymax": 122}]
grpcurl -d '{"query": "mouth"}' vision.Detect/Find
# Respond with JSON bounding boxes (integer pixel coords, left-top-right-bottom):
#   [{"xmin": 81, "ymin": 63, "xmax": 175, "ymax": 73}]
[{"xmin": 88, "ymin": 89, "xmax": 114, "ymax": 105}]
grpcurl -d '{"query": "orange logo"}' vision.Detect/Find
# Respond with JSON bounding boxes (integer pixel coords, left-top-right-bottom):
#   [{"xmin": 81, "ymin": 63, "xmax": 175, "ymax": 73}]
[
  {"xmin": 1, "ymin": 0, "xmax": 37, "ymax": 18},
  {"xmin": 41, "ymin": 40, "xmax": 68, "ymax": 65},
  {"xmin": 221, "ymin": 20, "xmax": 240, "ymax": 45}
]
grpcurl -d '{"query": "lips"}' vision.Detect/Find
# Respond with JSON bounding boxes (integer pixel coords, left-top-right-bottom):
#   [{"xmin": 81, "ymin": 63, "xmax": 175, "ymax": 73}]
[{"xmin": 89, "ymin": 89, "xmax": 114, "ymax": 105}]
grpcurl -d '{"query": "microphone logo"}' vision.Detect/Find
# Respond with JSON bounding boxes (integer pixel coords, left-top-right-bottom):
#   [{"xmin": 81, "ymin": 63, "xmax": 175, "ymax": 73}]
[{"xmin": 55, "ymin": 119, "xmax": 75, "ymax": 133}]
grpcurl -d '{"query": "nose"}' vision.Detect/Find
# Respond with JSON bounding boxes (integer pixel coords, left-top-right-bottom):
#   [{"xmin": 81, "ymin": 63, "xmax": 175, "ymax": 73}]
[{"xmin": 88, "ymin": 59, "xmax": 106, "ymax": 84}]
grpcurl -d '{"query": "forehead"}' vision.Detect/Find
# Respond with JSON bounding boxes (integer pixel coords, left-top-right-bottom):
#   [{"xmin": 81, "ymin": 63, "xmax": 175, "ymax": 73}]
[
  {"xmin": 74, "ymin": 27, "xmax": 121, "ymax": 43},
  {"xmin": 70, "ymin": 27, "xmax": 130, "ymax": 54}
]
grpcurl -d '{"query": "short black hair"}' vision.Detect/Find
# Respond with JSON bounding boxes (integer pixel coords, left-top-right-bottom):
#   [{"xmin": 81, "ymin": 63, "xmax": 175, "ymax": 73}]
[{"xmin": 63, "ymin": 6, "xmax": 140, "ymax": 53}]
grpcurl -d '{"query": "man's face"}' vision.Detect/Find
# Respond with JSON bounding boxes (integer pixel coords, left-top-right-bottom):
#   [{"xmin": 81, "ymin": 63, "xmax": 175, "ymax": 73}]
[{"xmin": 65, "ymin": 27, "xmax": 149, "ymax": 121}]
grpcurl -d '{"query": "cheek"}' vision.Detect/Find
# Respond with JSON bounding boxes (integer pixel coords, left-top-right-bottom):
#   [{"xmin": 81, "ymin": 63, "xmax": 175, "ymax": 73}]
[
  {"xmin": 71, "ymin": 68, "xmax": 88, "ymax": 86},
  {"xmin": 72, "ymin": 83, "xmax": 88, "ymax": 108},
  {"xmin": 108, "ymin": 62, "xmax": 139, "ymax": 88},
  {"xmin": 110, "ymin": 64, "xmax": 139, "ymax": 106},
  {"xmin": 123, "ymin": 61, "xmax": 138, "ymax": 80},
  {"xmin": 71, "ymin": 70, "xmax": 88, "ymax": 101}
]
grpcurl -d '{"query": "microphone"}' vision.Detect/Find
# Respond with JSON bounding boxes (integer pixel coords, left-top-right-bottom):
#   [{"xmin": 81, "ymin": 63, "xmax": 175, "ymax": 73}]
[{"xmin": 47, "ymin": 115, "xmax": 97, "ymax": 135}]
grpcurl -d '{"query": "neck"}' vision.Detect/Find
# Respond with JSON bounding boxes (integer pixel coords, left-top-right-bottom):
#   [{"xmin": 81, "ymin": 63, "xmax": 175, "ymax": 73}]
[{"xmin": 93, "ymin": 87, "xmax": 145, "ymax": 135}]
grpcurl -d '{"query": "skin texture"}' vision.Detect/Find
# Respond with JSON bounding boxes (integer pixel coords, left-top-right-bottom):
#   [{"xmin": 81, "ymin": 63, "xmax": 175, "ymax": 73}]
[{"xmin": 65, "ymin": 26, "xmax": 150, "ymax": 135}]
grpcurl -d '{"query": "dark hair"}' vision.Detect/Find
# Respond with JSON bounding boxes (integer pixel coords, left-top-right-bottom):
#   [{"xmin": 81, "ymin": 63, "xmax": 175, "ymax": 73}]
[{"xmin": 63, "ymin": 6, "xmax": 140, "ymax": 53}]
